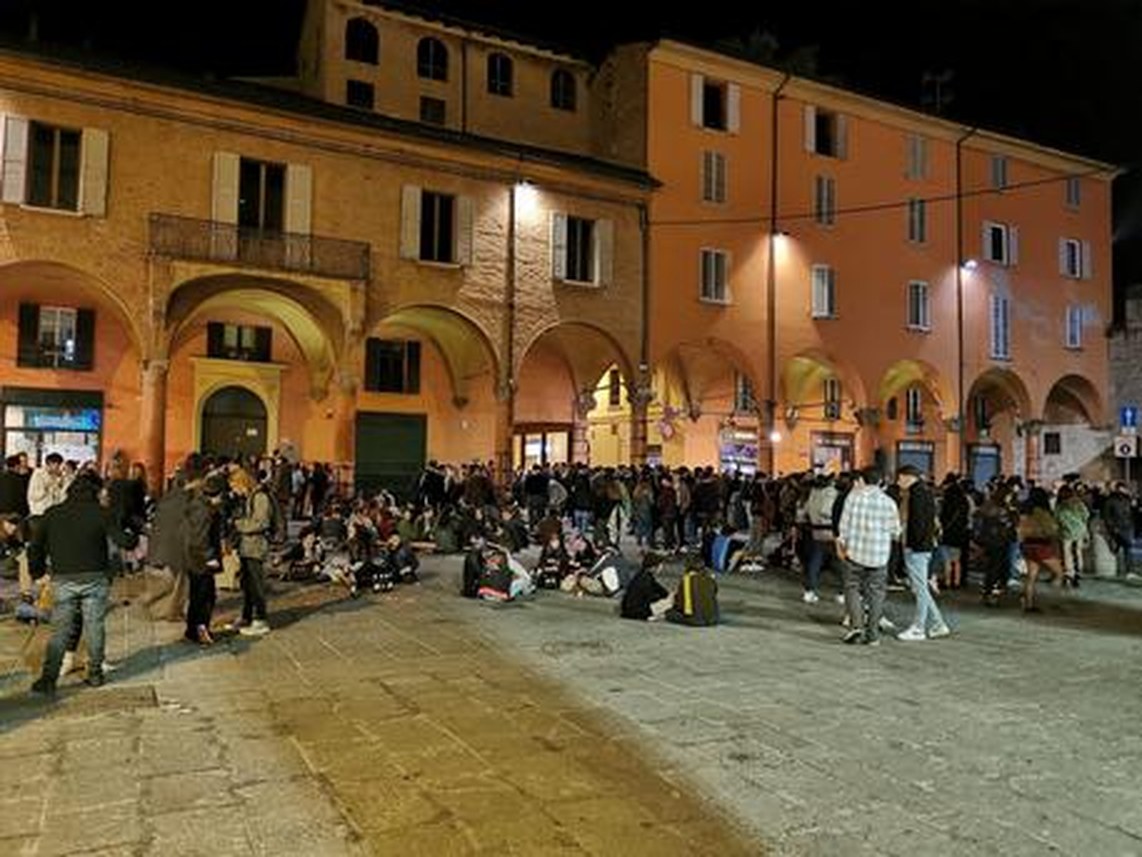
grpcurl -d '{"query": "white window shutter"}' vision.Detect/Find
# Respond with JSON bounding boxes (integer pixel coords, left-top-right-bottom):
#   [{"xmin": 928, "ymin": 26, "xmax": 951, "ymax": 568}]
[
  {"xmin": 717, "ymin": 154, "xmax": 727, "ymax": 202},
  {"xmin": 836, "ymin": 114, "xmax": 849, "ymax": 159},
  {"xmin": 594, "ymin": 218, "xmax": 614, "ymax": 287},
  {"xmin": 78, "ymin": 128, "xmax": 109, "ymax": 216},
  {"xmin": 284, "ymin": 163, "xmax": 313, "ymax": 234},
  {"xmin": 803, "ymin": 105, "xmax": 817, "ymax": 153},
  {"xmin": 982, "ymin": 222, "xmax": 991, "ymax": 260},
  {"xmin": 2, "ymin": 115, "xmax": 28, "ymax": 204},
  {"xmin": 211, "ymin": 151, "xmax": 240, "ymax": 224},
  {"xmin": 399, "ymin": 185, "xmax": 421, "ymax": 260},
  {"xmin": 828, "ymin": 267, "xmax": 837, "ymax": 315},
  {"xmin": 990, "ymin": 295, "xmax": 1000, "ymax": 356},
  {"xmin": 726, "ymin": 83, "xmax": 741, "ymax": 133},
  {"xmin": 1009, "ymin": 226, "xmax": 1019, "ymax": 266},
  {"xmin": 1081, "ymin": 240, "xmax": 1093, "ymax": 279},
  {"xmin": 550, "ymin": 212, "xmax": 567, "ymax": 279},
  {"xmin": 455, "ymin": 194, "xmax": 474, "ymax": 266},
  {"xmin": 1058, "ymin": 238, "xmax": 1069, "ymax": 276},
  {"xmin": 690, "ymin": 74, "xmax": 705, "ymax": 127},
  {"xmin": 722, "ymin": 249, "xmax": 732, "ymax": 301}
]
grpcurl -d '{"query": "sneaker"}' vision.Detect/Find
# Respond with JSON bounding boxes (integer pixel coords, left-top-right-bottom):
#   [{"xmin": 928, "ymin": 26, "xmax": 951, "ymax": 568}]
[
  {"xmin": 842, "ymin": 629, "xmax": 863, "ymax": 645},
  {"xmin": 897, "ymin": 625, "xmax": 927, "ymax": 642},
  {"xmin": 834, "ymin": 593, "xmax": 846, "ymax": 605},
  {"xmin": 240, "ymin": 620, "xmax": 271, "ymax": 637},
  {"xmin": 802, "ymin": 590, "xmax": 820, "ymax": 604},
  {"xmin": 84, "ymin": 671, "xmax": 105, "ymax": 688},
  {"xmin": 878, "ymin": 617, "xmax": 898, "ymax": 633},
  {"xmin": 928, "ymin": 623, "xmax": 952, "ymax": 639},
  {"xmin": 60, "ymin": 651, "xmax": 78, "ymax": 676},
  {"xmin": 225, "ymin": 618, "xmax": 248, "ymax": 633},
  {"xmin": 840, "ymin": 614, "xmax": 851, "ymax": 628}
]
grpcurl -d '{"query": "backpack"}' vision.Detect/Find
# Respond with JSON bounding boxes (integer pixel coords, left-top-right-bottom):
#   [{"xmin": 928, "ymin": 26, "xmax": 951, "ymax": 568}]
[
  {"xmin": 461, "ymin": 549, "xmax": 483, "ymax": 598},
  {"xmin": 976, "ymin": 509, "xmax": 1012, "ymax": 550},
  {"xmin": 666, "ymin": 568, "xmax": 720, "ymax": 627},
  {"xmin": 258, "ymin": 488, "xmax": 289, "ymax": 544}
]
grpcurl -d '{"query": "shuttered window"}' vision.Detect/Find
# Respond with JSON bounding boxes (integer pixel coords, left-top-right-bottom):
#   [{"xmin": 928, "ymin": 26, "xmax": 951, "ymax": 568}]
[
  {"xmin": 814, "ymin": 176, "xmax": 836, "ymax": 226},
  {"xmin": 364, "ymin": 339, "xmax": 421, "ymax": 394},
  {"xmin": 27, "ymin": 122, "xmax": 81, "ymax": 211},
  {"xmin": 907, "ymin": 198, "xmax": 926, "ymax": 243},
  {"xmin": 702, "ymin": 151, "xmax": 727, "ymax": 203},
  {"xmin": 700, "ymin": 249, "xmax": 729, "ymax": 303},
  {"xmin": 906, "ymin": 134, "xmax": 928, "ymax": 180},
  {"xmin": 811, "ymin": 265, "xmax": 837, "ymax": 318},
  {"xmin": 906, "ymin": 281, "xmax": 930, "ymax": 331},
  {"xmin": 551, "ymin": 70, "xmax": 576, "ymax": 111},
  {"xmin": 487, "ymin": 53, "xmax": 513, "ymax": 96},
  {"xmin": 17, "ymin": 302, "xmax": 95, "ymax": 370},
  {"xmin": 417, "ymin": 37, "xmax": 448, "ymax": 80},
  {"xmin": 1065, "ymin": 305, "xmax": 1083, "ymax": 350},
  {"xmin": 207, "ymin": 322, "xmax": 272, "ymax": 362},
  {"xmin": 550, "ymin": 213, "xmax": 611, "ymax": 286},
  {"xmin": 989, "ymin": 293, "xmax": 1011, "ymax": 360}
]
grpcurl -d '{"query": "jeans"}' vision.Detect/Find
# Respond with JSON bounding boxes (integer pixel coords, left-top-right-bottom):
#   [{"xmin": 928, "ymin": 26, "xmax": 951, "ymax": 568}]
[
  {"xmin": 903, "ymin": 549, "xmax": 945, "ymax": 632},
  {"xmin": 572, "ymin": 510, "xmax": 592, "ymax": 537},
  {"xmin": 1061, "ymin": 538, "xmax": 1084, "ymax": 578},
  {"xmin": 805, "ymin": 539, "xmax": 834, "ymax": 593},
  {"xmin": 42, "ymin": 578, "xmax": 109, "ymax": 683},
  {"xmin": 842, "ymin": 560, "xmax": 887, "ymax": 641},
  {"xmin": 186, "ymin": 574, "xmax": 216, "ymax": 639},
  {"xmin": 240, "ymin": 557, "xmax": 267, "ymax": 622}
]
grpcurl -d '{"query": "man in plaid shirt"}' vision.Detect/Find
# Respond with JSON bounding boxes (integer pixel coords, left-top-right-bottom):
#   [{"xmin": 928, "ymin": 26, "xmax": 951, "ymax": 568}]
[{"xmin": 836, "ymin": 467, "xmax": 901, "ymax": 645}]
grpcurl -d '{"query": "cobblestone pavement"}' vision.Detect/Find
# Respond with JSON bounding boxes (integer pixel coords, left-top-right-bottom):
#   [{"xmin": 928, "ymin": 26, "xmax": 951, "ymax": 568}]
[{"xmin": 2, "ymin": 556, "xmax": 1142, "ymax": 856}]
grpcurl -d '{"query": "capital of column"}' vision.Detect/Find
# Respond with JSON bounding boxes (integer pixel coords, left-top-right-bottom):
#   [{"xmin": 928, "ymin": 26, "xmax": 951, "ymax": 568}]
[
  {"xmin": 628, "ymin": 384, "xmax": 654, "ymax": 411},
  {"xmin": 143, "ymin": 358, "xmax": 170, "ymax": 377},
  {"xmin": 573, "ymin": 389, "xmax": 596, "ymax": 419}
]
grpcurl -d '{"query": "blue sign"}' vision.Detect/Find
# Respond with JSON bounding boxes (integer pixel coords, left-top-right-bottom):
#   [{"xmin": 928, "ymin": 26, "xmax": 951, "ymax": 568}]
[{"xmin": 1122, "ymin": 406, "xmax": 1138, "ymax": 429}]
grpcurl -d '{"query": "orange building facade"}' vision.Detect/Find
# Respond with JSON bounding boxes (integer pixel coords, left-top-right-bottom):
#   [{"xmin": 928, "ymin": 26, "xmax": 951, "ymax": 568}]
[{"xmin": 0, "ymin": 5, "xmax": 1115, "ymax": 492}]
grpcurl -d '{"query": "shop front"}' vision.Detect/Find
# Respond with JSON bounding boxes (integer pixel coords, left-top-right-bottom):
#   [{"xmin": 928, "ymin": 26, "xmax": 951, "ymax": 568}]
[
  {"xmin": 513, "ymin": 424, "xmax": 571, "ymax": 469},
  {"xmin": 1, "ymin": 387, "xmax": 103, "ymax": 467}
]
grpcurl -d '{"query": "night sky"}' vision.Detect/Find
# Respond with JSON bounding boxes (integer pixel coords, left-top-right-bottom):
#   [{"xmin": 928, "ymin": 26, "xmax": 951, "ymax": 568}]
[{"xmin": 2, "ymin": 0, "xmax": 1140, "ymax": 295}]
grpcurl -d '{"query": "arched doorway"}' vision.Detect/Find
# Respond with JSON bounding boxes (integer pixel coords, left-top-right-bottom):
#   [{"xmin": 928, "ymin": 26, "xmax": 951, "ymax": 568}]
[
  {"xmin": 201, "ymin": 386, "xmax": 268, "ymax": 459},
  {"xmin": 966, "ymin": 368, "xmax": 1032, "ymax": 486}
]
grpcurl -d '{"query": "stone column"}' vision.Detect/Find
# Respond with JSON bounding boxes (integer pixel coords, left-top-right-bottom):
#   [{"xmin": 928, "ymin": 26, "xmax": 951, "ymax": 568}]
[
  {"xmin": 494, "ymin": 382, "xmax": 514, "ymax": 487},
  {"xmin": 1023, "ymin": 420, "xmax": 1044, "ymax": 485},
  {"xmin": 629, "ymin": 384, "xmax": 653, "ymax": 467},
  {"xmin": 571, "ymin": 390, "xmax": 595, "ymax": 464},
  {"xmin": 139, "ymin": 359, "xmax": 169, "ymax": 495}
]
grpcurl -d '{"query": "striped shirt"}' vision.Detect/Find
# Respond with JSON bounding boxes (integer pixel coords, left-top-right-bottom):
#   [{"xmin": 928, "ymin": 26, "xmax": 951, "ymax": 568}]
[{"xmin": 837, "ymin": 485, "xmax": 901, "ymax": 569}]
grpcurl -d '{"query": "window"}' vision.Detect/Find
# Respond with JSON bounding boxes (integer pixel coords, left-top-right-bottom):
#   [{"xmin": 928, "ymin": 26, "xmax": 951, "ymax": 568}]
[
  {"xmin": 27, "ymin": 121, "xmax": 81, "ymax": 211},
  {"xmin": 734, "ymin": 373, "xmax": 756, "ymax": 414},
  {"xmin": 1065, "ymin": 305, "xmax": 1083, "ymax": 349},
  {"xmin": 17, "ymin": 303, "xmax": 94, "ymax": 370},
  {"xmin": 823, "ymin": 378, "xmax": 842, "ymax": 420},
  {"xmin": 344, "ymin": 18, "xmax": 379, "ymax": 64},
  {"xmin": 564, "ymin": 216, "xmax": 595, "ymax": 283},
  {"xmin": 811, "ymin": 265, "xmax": 837, "ymax": 318},
  {"xmin": 551, "ymin": 213, "xmax": 612, "ymax": 285},
  {"xmin": 608, "ymin": 369, "xmax": 622, "ymax": 407},
  {"xmin": 983, "ymin": 221, "xmax": 1014, "ymax": 265},
  {"xmin": 973, "ymin": 395, "xmax": 989, "ymax": 431},
  {"xmin": 364, "ymin": 339, "xmax": 421, "ymax": 394},
  {"xmin": 702, "ymin": 80, "xmax": 727, "ymax": 130},
  {"xmin": 1059, "ymin": 238, "xmax": 1092, "ymax": 279},
  {"xmin": 905, "ymin": 386, "xmax": 923, "ymax": 428},
  {"xmin": 805, "ymin": 107, "xmax": 846, "ymax": 158},
  {"xmin": 551, "ymin": 69, "xmax": 576, "ymax": 111},
  {"xmin": 1065, "ymin": 176, "xmax": 1081, "ymax": 209},
  {"xmin": 207, "ymin": 322, "xmax": 271, "ymax": 362},
  {"xmin": 420, "ymin": 96, "xmax": 446, "ymax": 125},
  {"xmin": 417, "ymin": 37, "xmax": 448, "ymax": 80},
  {"xmin": 346, "ymin": 79, "xmax": 375, "ymax": 110},
  {"xmin": 487, "ymin": 53, "xmax": 513, "ymax": 96},
  {"xmin": 907, "ymin": 198, "xmax": 926, "ymax": 243},
  {"xmin": 702, "ymin": 151, "xmax": 726, "ymax": 203},
  {"xmin": 906, "ymin": 134, "xmax": 928, "ymax": 180},
  {"xmin": 691, "ymin": 74, "xmax": 740, "ymax": 133},
  {"xmin": 419, "ymin": 190, "xmax": 455, "ymax": 263},
  {"xmin": 700, "ymin": 249, "xmax": 729, "ymax": 302},
  {"xmin": 238, "ymin": 157, "xmax": 285, "ymax": 231},
  {"xmin": 1043, "ymin": 432, "xmax": 1062, "ymax": 455},
  {"xmin": 990, "ymin": 155, "xmax": 1008, "ymax": 189},
  {"xmin": 907, "ymin": 280, "xmax": 930, "ymax": 331},
  {"xmin": 989, "ymin": 293, "xmax": 1011, "ymax": 359},
  {"xmin": 814, "ymin": 176, "xmax": 836, "ymax": 226}
]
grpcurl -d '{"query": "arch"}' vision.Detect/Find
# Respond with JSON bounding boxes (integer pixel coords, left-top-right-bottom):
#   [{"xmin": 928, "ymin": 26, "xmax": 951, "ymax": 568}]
[
  {"xmin": 417, "ymin": 37, "xmax": 449, "ymax": 81},
  {"xmin": 876, "ymin": 359, "xmax": 955, "ymax": 418},
  {"xmin": 661, "ymin": 337, "xmax": 761, "ymax": 418},
  {"xmin": 550, "ymin": 69, "xmax": 576, "ymax": 111},
  {"xmin": 1043, "ymin": 374, "xmax": 1104, "ymax": 425},
  {"xmin": 372, "ymin": 304, "xmax": 499, "ymax": 405},
  {"xmin": 781, "ymin": 350, "xmax": 868, "ymax": 413},
  {"xmin": 0, "ymin": 259, "xmax": 145, "ymax": 355},
  {"xmin": 967, "ymin": 367, "xmax": 1033, "ymax": 419},
  {"xmin": 345, "ymin": 17, "xmax": 379, "ymax": 64},
  {"xmin": 487, "ymin": 52, "xmax": 513, "ymax": 96},
  {"xmin": 517, "ymin": 320, "xmax": 635, "ymax": 394}
]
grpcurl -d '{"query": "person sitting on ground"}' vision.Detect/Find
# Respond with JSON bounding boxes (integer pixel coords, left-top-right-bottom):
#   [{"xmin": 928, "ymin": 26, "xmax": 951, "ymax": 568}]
[
  {"xmin": 495, "ymin": 505, "xmax": 530, "ymax": 553},
  {"xmin": 562, "ymin": 543, "xmax": 635, "ymax": 598},
  {"xmin": 476, "ymin": 541, "xmax": 534, "ymax": 602},
  {"xmin": 534, "ymin": 532, "xmax": 571, "ymax": 589},
  {"xmin": 395, "ymin": 505, "xmax": 418, "ymax": 546},
  {"xmin": 620, "ymin": 552, "xmax": 673, "ymax": 621},
  {"xmin": 664, "ymin": 555, "xmax": 720, "ymax": 627},
  {"xmin": 382, "ymin": 533, "xmax": 420, "ymax": 583}
]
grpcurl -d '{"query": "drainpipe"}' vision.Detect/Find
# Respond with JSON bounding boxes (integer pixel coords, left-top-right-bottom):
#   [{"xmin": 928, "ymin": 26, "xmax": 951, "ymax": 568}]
[
  {"xmin": 460, "ymin": 39, "xmax": 469, "ymax": 133},
  {"xmin": 499, "ymin": 179, "xmax": 517, "ymax": 483},
  {"xmin": 955, "ymin": 126, "xmax": 978, "ymax": 475},
  {"xmin": 639, "ymin": 200, "xmax": 650, "ymax": 386},
  {"xmin": 765, "ymin": 73, "xmax": 792, "ymax": 475}
]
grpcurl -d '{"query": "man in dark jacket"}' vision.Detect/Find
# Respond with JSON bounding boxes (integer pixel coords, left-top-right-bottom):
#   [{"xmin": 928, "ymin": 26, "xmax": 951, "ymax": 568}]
[
  {"xmin": 620, "ymin": 553, "xmax": 671, "ymax": 621},
  {"xmin": 895, "ymin": 465, "xmax": 950, "ymax": 641},
  {"xmin": 1103, "ymin": 482, "xmax": 1135, "ymax": 577},
  {"xmin": 29, "ymin": 472, "xmax": 137, "ymax": 695},
  {"xmin": 0, "ymin": 453, "xmax": 30, "ymax": 517}
]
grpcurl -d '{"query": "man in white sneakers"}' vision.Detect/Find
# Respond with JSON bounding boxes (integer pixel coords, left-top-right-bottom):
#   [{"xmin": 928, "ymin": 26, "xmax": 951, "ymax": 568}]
[
  {"xmin": 894, "ymin": 465, "xmax": 951, "ymax": 641},
  {"xmin": 836, "ymin": 467, "xmax": 901, "ymax": 646}
]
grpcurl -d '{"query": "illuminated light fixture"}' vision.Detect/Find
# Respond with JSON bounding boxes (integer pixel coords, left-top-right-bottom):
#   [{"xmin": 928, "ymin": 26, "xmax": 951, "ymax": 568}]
[
  {"xmin": 769, "ymin": 429, "xmax": 782, "ymax": 443},
  {"xmin": 962, "ymin": 258, "xmax": 978, "ymax": 271},
  {"xmin": 514, "ymin": 180, "xmax": 539, "ymax": 219}
]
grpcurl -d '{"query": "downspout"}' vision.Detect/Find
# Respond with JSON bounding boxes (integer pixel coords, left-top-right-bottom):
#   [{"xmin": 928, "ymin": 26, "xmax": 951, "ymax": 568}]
[
  {"xmin": 460, "ymin": 39, "xmax": 469, "ymax": 133},
  {"xmin": 766, "ymin": 72, "xmax": 792, "ymax": 475},
  {"xmin": 639, "ymin": 200, "xmax": 650, "ymax": 390},
  {"xmin": 503, "ymin": 178, "xmax": 517, "ymax": 481},
  {"xmin": 955, "ymin": 126, "xmax": 978, "ymax": 475}
]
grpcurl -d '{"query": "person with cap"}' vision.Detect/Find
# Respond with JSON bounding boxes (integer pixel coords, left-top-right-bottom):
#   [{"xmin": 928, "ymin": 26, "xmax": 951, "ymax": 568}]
[{"xmin": 894, "ymin": 465, "xmax": 951, "ymax": 641}]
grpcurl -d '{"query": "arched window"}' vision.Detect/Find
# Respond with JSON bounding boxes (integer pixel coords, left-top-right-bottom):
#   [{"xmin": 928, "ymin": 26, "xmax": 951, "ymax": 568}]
[
  {"xmin": 417, "ymin": 37, "xmax": 448, "ymax": 81},
  {"xmin": 550, "ymin": 69, "xmax": 576, "ymax": 111},
  {"xmin": 344, "ymin": 18, "xmax": 379, "ymax": 65},
  {"xmin": 487, "ymin": 52, "xmax": 513, "ymax": 96}
]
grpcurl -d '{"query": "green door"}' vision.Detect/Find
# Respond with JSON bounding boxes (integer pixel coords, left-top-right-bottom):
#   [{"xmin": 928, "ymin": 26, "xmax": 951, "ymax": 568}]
[
  {"xmin": 354, "ymin": 412, "xmax": 427, "ymax": 500},
  {"xmin": 201, "ymin": 386, "xmax": 268, "ymax": 460}
]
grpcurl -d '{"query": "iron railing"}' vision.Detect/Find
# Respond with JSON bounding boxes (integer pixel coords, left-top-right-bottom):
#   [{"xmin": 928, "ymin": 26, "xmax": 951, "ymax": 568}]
[{"xmin": 149, "ymin": 213, "xmax": 371, "ymax": 281}]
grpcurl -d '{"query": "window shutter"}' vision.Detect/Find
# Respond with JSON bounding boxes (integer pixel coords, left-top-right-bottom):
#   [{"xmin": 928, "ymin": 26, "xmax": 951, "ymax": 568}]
[
  {"xmin": 989, "ymin": 295, "xmax": 999, "ymax": 356},
  {"xmin": 78, "ymin": 128, "xmax": 109, "ymax": 216},
  {"xmin": 835, "ymin": 114, "xmax": 849, "ymax": 159},
  {"xmin": 400, "ymin": 185, "xmax": 422, "ymax": 260},
  {"xmin": 406, "ymin": 341, "xmax": 421, "ymax": 394},
  {"xmin": 1081, "ymin": 240, "xmax": 1093, "ymax": 279},
  {"xmin": 1058, "ymin": 239, "xmax": 1068, "ymax": 276},
  {"xmin": 1008, "ymin": 226, "xmax": 1019, "ymax": 266},
  {"xmin": 803, "ymin": 105, "xmax": 817, "ymax": 153},
  {"xmin": 364, "ymin": 338, "xmax": 381, "ymax": 391},
  {"xmin": 2, "ymin": 115, "xmax": 28, "ymax": 204},
  {"xmin": 455, "ymin": 194, "xmax": 474, "ymax": 266},
  {"xmin": 828, "ymin": 268, "xmax": 837, "ymax": 315},
  {"xmin": 16, "ymin": 302, "xmax": 39, "ymax": 367},
  {"xmin": 254, "ymin": 326, "xmax": 272, "ymax": 362},
  {"xmin": 73, "ymin": 308, "xmax": 95, "ymax": 371},
  {"xmin": 716, "ymin": 153, "xmax": 726, "ymax": 202},
  {"xmin": 284, "ymin": 163, "xmax": 313, "ymax": 234},
  {"xmin": 206, "ymin": 322, "xmax": 224, "ymax": 358},
  {"xmin": 982, "ymin": 222, "xmax": 991, "ymax": 260},
  {"xmin": 550, "ymin": 212, "xmax": 567, "ymax": 279},
  {"xmin": 211, "ymin": 151, "xmax": 240, "ymax": 224},
  {"xmin": 690, "ymin": 74, "xmax": 704, "ymax": 127},
  {"xmin": 726, "ymin": 83, "xmax": 741, "ymax": 133},
  {"xmin": 595, "ymin": 218, "xmax": 614, "ymax": 287},
  {"xmin": 701, "ymin": 151, "xmax": 711, "ymax": 201}
]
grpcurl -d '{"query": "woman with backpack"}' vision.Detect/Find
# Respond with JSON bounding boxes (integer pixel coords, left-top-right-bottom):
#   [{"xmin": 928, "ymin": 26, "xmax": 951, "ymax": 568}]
[{"xmin": 1019, "ymin": 487, "xmax": 1065, "ymax": 612}]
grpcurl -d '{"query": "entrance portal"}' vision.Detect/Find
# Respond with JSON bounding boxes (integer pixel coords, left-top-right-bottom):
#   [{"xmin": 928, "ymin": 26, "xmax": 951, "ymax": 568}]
[{"xmin": 200, "ymin": 386, "xmax": 268, "ymax": 459}]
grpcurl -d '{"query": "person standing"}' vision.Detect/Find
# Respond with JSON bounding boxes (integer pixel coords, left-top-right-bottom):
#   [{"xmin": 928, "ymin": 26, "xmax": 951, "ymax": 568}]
[
  {"xmin": 938, "ymin": 476, "xmax": 971, "ymax": 589},
  {"xmin": 803, "ymin": 474, "xmax": 839, "ymax": 604},
  {"xmin": 29, "ymin": 472, "xmax": 136, "ymax": 695},
  {"xmin": 228, "ymin": 468, "xmax": 272, "ymax": 636},
  {"xmin": 27, "ymin": 452, "xmax": 67, "ymax": 519},
  {"xmin": 0, "ymin": 454, "xmax": 30, "ymax": 518},
  {"xmin": 176, "ymin": 456, "xmax": 223, "ymax": 645},
  {"xmin": 309, "ymin": 462, "xmax": 330, "ymax": 516},
  {"xmin": 895, "ymin": 466, "xmax": 951, "ymax": 641},
  {"xmin": 1055, "ymin": 484, "xmax": 1090, "ymax": 587},
  {"xmin": 836, "ymin": 467, "xmax": 901, "ymax": 646},
  {"xmin": 1102, "ymin": 481, "xmax": 1134, "ymax": 577}
]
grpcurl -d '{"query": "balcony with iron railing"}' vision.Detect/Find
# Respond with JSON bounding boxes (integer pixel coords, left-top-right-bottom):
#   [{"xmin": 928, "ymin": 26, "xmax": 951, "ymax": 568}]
[{"xmin": 148, "ymin": 214, "xmax": 371, "ymax": 281}]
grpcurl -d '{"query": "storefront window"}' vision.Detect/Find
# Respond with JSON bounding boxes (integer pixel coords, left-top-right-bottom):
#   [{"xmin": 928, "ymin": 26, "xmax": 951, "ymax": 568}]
[{"xmin": 3, "ymin": 404, "xmax": 101, "ymax": 467}]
